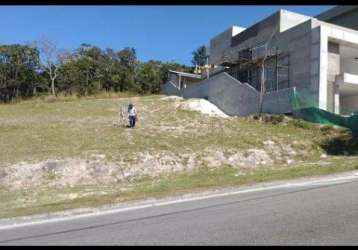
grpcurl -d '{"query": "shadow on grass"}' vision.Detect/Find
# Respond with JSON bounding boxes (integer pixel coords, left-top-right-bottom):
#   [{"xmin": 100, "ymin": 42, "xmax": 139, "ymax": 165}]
[{"xmin": 319, "ymin": 129, "xmax": 358, "ymax": 156}]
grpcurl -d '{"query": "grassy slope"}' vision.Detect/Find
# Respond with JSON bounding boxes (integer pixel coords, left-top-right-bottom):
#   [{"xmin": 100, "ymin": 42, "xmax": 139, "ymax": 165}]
[{"xmin": 0, "ymin": 95, "xmax": 357, "ymax": 218}]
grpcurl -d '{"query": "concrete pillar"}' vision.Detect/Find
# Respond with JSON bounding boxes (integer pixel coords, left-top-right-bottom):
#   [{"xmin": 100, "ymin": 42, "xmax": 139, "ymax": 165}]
[
  {"xmin": 319, "ymin": 27, "xmax": 328, "ymax": 110},
  {"xmin": 178, "ymin": 75, "xmax": 182, "ymax": 90},
  {"xmin": 327, "ymin": 81, "xmax": 334, "ymax": 112},
  {"xmin": 334, "ymin": 84, "xmax": 340, "ymax": 114}
]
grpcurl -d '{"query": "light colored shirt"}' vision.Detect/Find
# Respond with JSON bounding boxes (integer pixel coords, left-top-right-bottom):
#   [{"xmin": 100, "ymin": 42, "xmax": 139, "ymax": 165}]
[{"xmin": 128, "ymin": 107, "xmax": 137, "ymax": 116}]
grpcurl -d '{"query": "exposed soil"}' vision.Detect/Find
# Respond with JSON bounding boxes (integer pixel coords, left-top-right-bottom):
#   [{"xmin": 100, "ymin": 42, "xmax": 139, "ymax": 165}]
[{"xmin": 0, "ymin": 142, "xmax": 298, "ymax": 191}]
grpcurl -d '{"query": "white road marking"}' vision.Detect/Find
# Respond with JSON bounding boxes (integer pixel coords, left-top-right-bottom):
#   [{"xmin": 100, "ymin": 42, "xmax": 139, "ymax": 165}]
[{"xmin": 0, "ymin": 171, "xmax": 357, "ymax": 231}]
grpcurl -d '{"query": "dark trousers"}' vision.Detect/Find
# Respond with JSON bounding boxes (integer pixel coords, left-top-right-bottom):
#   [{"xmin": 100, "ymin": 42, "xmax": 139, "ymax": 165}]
[{"xmin": 129, "ymin": 115, "xmax": 136, "ymax": 128}]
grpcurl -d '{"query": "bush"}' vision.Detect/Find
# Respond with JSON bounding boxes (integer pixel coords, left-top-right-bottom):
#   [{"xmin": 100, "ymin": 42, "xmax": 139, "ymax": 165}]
[
  {"xmin": 262, "ymin": 114, "xmax": 285, "ymax": 125},
  {"xmin": 319, "ymin": 125, "xmax": 341, "ymax": 136},
  {"xmin": 251, "ymin": 114, "xmax": 286, "ymax": 125},
  {"xmin": 319, "ymin": 130, "xmax": 358, "ymax": 155},
  {"xmin": 290, "ymin": 119, "xmax": 315, "ymax": 129}
]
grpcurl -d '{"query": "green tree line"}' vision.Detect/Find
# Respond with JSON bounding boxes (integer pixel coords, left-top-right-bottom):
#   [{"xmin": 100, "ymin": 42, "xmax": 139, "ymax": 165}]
[{"xmin": 0, "ymin": 42, "xmax": 194, "ymax": 103}]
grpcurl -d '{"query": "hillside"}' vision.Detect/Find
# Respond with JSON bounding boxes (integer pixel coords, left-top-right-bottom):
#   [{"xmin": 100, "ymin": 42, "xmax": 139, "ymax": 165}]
[{"xmin": 0, "ymin": 95, "xmax": 357, "ymax": 218}]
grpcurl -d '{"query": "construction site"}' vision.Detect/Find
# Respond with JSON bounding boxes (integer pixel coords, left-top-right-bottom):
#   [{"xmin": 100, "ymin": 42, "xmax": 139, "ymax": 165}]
[{"xmin": 161, "ymin": 6, "xmax": 358, "ymax": 134}]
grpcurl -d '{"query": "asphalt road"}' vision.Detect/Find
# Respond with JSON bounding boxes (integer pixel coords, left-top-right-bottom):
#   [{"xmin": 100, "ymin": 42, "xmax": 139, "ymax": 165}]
[{"xmin": 0, "ymin": 174, "xmax": 358, "ymax": 245}]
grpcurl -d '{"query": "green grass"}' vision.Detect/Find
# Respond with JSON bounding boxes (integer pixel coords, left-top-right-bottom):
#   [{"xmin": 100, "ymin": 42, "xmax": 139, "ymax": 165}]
[
  {"xmin": 1, "ymin": 95, "xmax": 345, "ymax": 165},
  {"xmin": 0, "ymin": 95, "xmax": 358, "ymax": 219}
]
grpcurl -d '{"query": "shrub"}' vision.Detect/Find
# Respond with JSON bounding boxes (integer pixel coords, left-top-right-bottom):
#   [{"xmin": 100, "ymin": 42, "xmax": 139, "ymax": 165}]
[{"xmin": 290, "ymin": 119, "xmax": 314, "ymax": 129}]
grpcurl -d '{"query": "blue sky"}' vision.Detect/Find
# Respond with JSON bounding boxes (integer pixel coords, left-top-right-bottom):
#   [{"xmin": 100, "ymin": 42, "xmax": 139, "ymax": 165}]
[{"xmin": 0, "ymin": 5, "xmax": 333, "ymax": 65}]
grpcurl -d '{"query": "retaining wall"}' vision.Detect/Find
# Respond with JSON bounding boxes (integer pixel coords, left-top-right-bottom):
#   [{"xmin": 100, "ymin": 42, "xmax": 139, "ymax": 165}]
[{"xmin": 162, "ymin": 72, "xmax": 294, "ymax": 116}]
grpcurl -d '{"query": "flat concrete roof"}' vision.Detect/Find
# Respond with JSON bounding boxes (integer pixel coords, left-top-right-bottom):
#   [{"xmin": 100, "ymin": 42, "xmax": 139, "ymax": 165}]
[{"xmin": 168, "ymin": 70, "xmax": 202, "ymax": 79}]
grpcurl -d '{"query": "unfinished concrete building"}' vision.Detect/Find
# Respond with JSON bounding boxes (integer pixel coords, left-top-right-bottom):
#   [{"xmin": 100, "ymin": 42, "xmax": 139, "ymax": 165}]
[{"xmin": 162, "ymin": 6, "xmax": 358, "ymax": 118}]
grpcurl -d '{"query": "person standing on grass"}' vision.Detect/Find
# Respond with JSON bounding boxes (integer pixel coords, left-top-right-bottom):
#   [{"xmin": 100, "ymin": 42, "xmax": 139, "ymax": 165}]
[{"xmin": 128, "ymin": 103, "xmax": 137, "ymax": 128}]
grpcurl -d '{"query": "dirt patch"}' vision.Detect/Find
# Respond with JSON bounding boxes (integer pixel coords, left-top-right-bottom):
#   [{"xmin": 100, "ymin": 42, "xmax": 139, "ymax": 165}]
[
  {"xmin": 0, "ymin": 157, "xmax": 120, "ymax": 191},
  {"xmin": 263, "ymin": 140, "xmax": 297, "ymax": 164},
  {"xmin": 228, "ymin": 149, "xmax": 274, "ymax": 167},
  {"xmin": 0, "ymin": 152, "xmax": 194, "ymax": 191},
  {"xmin": 202, "ymin": 148, "xmax": 273, "ymax": 169},
  {"xmin": 0, "ymin": 147, "xmax": 283, "ymax": 191}
]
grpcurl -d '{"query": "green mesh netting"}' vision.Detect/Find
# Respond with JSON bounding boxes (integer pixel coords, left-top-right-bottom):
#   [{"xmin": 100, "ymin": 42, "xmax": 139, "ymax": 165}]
[{"xmin": 289, "ymin": 88, "xmax": 358, "ymax": 134}]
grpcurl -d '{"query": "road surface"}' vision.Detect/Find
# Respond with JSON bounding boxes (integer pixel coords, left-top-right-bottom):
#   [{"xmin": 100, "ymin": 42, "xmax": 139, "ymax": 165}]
[{"xmin": 0, "ymin": 173, "xmax": 358, "ymax": 245}]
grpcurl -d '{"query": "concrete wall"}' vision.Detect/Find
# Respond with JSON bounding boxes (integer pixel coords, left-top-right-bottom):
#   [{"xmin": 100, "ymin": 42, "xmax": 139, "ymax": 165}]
[
  {"xmin": 342, "ymin": 59, "xmax": 358, "ymax": 75},
  {"xmin": 341, "ymin": 95, "xmax": 358, "ymax": 113},
  {"xmin": 271, "ymin": 19, "xmax": 320, "ymax": 107},
  {"xmin": 282, "ymin": 21, "xmax": 314, "ymax": 91},
  {"xmin": 219, "ymin": 11, "xmax": 281, "ymax": 65},
  {"xmin": 162, "ymin": 72, "xmax": 294, "ymax": 116},
  {"xmin": 326, "ymin": 81, "xmax": 335, "ymax": 112},
  {"xmin": 161, "ymin": 81, "xmax": 181, "ymax": 96},
  {"xmin": 168, "ymin": 74, "xmax": 180, "ymax": 88},
  {"xmin": 262, "ymin": 88, "xmax": 295, "ymax": 114},
  {"xmin": 209, "ymin": 26, "xmax": 245, "ymax": 65},
  {"xmin": 328, "ymin": 53, "xmax": 340, "ymax": 81},
  {"xmin": 327, "ymin": 42, "xmax": 340, "ymax": 82}
]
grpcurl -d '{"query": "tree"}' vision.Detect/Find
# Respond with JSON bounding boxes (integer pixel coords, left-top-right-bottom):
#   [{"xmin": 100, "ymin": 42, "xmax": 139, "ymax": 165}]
[
  {"xmin": 0, "ymin": 44, "xmax": 40, "ymax": 102},
  {"xmin": 118, "ymin": 47, "xmax": 136, "ymax": 69},
  {"xmin": 73, "ymin": 44, "xmax": 105, "ymax": 95},
  {"xmin": 38, "ymin": 37, "xmax": 62, "ymax": 96},
  {"xmin": 56, "ymin": 57, "xmax": 81, "ymax": 95},
  {"xmin": 136, "ymin": 60, "xmax": 163, "ymax": 94},
  {"xmin": 191, "ymin": 45, "xmax": 207, "ymax": 67},
  {"xmin": 0, "ymin": 41, "xmax": 193, "ymax": 101},
  {"xmin": 117, "ymin": 47, "xmax": 138, "ymax": 92}
]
